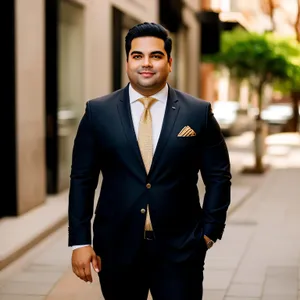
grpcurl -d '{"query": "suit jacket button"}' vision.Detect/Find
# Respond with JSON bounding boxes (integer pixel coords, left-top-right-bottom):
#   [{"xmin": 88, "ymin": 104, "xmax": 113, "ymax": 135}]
[
  {"xmin": 140, "ymin": 208, "xmax": 146, "ymax": 214},
  {"xmin": 146, "ymin": 183, "xmax": 151, "ymax": 189}
]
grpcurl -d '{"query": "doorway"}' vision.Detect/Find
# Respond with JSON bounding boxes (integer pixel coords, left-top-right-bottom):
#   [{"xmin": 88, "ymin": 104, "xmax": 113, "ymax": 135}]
[
  {"xmin": 58, "ymin": 0, "xmax": 84, "ymax": 191},
  {"xmin": 45, "ymin": 0, "xmax": 84, "ymax": 193}
]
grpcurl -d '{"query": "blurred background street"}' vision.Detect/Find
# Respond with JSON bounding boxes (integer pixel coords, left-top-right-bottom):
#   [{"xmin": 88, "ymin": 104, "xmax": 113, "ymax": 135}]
[{"xmin": 1, "ymin": 0, "xmax": 300, "ymax": 299}]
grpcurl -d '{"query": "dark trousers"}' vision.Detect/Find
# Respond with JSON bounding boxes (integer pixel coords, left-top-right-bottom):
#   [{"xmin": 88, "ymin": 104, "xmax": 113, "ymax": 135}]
[{"xmin": 98, "ymin": 237, "xmax": 207, "ymax": 300}]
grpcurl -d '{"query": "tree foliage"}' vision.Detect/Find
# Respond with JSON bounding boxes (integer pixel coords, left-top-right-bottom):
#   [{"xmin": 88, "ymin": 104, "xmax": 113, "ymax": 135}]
[
  {"xmin": 271, "ymin": 37, "xmax": 300, "ymax": 93},
  {"xmin": 202, "ymin": 28, "xmax": 299, "ymax": 91}
]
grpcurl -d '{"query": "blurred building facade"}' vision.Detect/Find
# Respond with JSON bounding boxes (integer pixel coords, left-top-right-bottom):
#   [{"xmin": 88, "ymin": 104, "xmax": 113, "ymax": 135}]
[{"xmin": 3, "ymin": 0, "xmax": 200, "ymax": 218}]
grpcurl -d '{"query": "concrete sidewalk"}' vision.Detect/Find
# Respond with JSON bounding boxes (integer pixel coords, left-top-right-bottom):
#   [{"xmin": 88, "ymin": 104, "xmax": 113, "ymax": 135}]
[
  {"xmin": 203, "ymin": 167, "xmax": 300, "ymax": 300},
  {"xmin": 0, "ymin": 191, "xmax": 69, "ymax": 271}
]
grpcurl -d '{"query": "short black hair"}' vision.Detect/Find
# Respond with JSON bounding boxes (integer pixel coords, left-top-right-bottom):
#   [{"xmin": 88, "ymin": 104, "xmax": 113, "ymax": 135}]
[{"xmin": 125, "ymin": 22, "xmax": 172, "ymax": 61}]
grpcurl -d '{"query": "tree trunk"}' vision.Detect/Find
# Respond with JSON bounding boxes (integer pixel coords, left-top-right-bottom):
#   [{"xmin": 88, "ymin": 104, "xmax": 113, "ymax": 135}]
[
  {"xmin": 242, "ymin": 82, "xmax": 269, "ymax": 174},
  {"xmin": 290, "ymin": 90, "xmax": 300, "ymax": 131},
  {"xmin": 254, "ymin": 83, "xmax": 265, "ymax": 172}
]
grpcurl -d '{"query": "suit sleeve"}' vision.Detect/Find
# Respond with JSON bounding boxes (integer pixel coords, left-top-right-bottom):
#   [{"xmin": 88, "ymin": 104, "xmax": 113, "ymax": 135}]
[
  {"xmin": 199, "ymin": 103, "xmax": 232, "ymax": 241},
  {"xmin": 68, "ymin": 102, "xmax": 101, "ymax": 246}
]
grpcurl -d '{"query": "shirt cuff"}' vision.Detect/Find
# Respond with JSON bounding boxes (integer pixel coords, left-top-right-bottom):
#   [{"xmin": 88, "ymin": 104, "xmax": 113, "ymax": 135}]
[{"xmin": 72, "ymin": 244, "xmax": 90, "ymax": 250}]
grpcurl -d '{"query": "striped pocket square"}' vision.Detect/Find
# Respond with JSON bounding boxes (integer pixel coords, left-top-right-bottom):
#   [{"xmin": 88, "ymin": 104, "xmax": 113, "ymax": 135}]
[{"xmin": 177, "ymin": 126, "xmax": 196, "ymax": 137}]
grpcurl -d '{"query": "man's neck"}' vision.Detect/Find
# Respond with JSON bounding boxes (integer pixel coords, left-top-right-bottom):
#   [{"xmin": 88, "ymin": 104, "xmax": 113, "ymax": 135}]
[{"xmin": 130, "ymin": 83, "xmax": 167, "ymax": 97}]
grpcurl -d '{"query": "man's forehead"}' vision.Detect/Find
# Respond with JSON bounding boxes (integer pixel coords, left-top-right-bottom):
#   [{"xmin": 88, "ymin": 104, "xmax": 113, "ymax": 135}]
[
  {"xmin": 131, "ymin": 36, "xmax": 164, "ymax": 46},
  {"xmin": 130, "ymin": 37, "xmax": 166, "ymax": 53}
]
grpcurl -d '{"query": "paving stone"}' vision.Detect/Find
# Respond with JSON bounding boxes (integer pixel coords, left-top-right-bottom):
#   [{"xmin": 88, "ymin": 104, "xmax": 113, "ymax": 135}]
[
  {"xmin": 26, "ymin": 264, "xmax": 68, "ymax": 273},
  {"xmin": 263, "ymin": 267, "xmax": 298, "ymax": 296},
  {"xmin": 262, "ymin": 296, "xmax": 297, "ymax": 300},
  {"xmin": 0, "ymin": 296, "xmax": 45, "ymax": 300},
  {"xmin": 9, "ymin": 271, "xmax": 63, "ymax": 283},
  {"xmin": 0, "ymin": 282, "xmax": 53, "ymax": 295},
  {"xmin": 226, "ymin": 283, "xmax": 263, "ymax": 298},
  {"xmin": 203, "ymin": 290, "xmax": 226, "ymax": 300},
  {"xmin": 233, "ymin": 268, "xmax": 266, "ymax": 284},
  {"xmin": 263, "ymin": 278, "xmax": 298, "ymax": 296},
  {"xmin": 224, "ymin": 298, "xmax": 259, "ymax": 300},
  {"xmin": 203, "ymin": 269, "xmax": 234, "ymax": 290},
  {"xmin": 266, "ymin": 266, "xmax": 298, "ymax": 277},
  {"xmin": 205, "ymin": 257, "xmax": 239, "ymax": 270}
]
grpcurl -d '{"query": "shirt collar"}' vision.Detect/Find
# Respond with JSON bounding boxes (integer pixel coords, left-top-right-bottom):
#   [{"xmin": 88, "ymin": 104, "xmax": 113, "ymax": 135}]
[{"xmin": 129, "ymin": 83, "xmax": 168, "ymax": 104}]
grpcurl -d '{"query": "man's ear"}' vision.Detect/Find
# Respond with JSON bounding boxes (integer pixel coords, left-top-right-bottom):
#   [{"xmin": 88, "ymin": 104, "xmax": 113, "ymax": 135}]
[{"xmin": 168, "ymin": 57, "xmax": 173, "ymax": 72}]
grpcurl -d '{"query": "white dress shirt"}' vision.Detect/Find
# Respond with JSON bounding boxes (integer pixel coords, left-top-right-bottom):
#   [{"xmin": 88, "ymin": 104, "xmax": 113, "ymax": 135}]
[{"xmin": 72, "ymin": 83, "xmax": 168, "ymax": 250}]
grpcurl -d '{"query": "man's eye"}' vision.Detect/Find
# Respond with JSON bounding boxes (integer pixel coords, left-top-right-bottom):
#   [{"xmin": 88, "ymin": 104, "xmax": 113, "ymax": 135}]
[
  {"xmin": 133, "ymin": 55, "xmax": 142, "ymax": 59},
  {"xmin": 152, "ymin": 55, "xmax": 161, "ymax": 59}
]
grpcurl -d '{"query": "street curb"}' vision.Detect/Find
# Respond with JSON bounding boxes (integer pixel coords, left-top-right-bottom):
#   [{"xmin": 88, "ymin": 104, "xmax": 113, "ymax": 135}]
[{"xmin": 0, "ymin": 215, "xmax": 68, "ymax": 271}]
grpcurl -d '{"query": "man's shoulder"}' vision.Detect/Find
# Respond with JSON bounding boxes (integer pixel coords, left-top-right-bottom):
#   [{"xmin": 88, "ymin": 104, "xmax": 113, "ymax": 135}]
[{"xmin": 173, "ymin": 88, "xmax": 210, "ymax": 109}]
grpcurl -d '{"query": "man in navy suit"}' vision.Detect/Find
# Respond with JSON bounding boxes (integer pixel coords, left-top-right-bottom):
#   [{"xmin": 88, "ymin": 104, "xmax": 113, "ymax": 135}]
[{"xmin": 68, "ymin": 22, "xmax": 231, "ymax": 300}]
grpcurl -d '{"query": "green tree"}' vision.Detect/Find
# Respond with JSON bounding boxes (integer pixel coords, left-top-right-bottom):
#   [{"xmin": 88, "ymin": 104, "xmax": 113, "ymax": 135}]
[{"xmin": 203, "ymin": 29, "xmax": 292, "ymax": 173}]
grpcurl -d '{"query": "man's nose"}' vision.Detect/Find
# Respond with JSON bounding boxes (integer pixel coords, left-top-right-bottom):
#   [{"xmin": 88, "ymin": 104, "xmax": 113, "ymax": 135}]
[{"xmin": 142, "ymin": 57, "xmax": 152, "ymax": 67}]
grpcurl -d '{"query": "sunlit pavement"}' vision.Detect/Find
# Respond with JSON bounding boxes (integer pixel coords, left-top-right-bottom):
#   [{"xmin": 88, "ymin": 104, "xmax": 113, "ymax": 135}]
[
  {"xmin": 202, "ymin": 131, "xmax": 300, "ymax": 299},
  {"xmin": 0, "ymin": 132, "xmax": 299, "ymax": 300},
  {"xmin": 226, "ymin": 131, "xmax": 300, "ymax": 172}
]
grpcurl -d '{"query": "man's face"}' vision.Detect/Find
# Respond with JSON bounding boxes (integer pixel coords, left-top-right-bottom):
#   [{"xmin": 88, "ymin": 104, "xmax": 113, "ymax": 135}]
[{"xmin": 126, "ymin": 37, "xmax": 172, "ymax": 96}]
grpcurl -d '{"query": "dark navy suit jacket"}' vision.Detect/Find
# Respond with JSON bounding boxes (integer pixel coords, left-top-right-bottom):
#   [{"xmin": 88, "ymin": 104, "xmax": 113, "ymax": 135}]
[{"xmin": 68, "ymin": 85, "xmax": 231, "ymax": 267}]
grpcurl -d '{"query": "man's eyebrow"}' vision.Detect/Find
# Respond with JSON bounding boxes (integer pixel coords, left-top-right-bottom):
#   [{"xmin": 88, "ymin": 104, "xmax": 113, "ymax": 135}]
[
  {"xmin": 130, "ymin": 51, "xmax": 143, "ymax": 56},
  {"xmin": 130, "ymin": 51, "xmax": 165, "ymax": 56},
  {"xmin": 151, "ymin": 51, "xmax": 165, "ymax": 56}
]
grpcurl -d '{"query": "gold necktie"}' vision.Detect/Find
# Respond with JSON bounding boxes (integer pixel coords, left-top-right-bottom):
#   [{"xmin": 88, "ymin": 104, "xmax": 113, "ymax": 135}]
[
  {"xmin": 138, "ymin": 97, "xmax": 157, "ymax": 231},
  {"xmin": 138, "ymin": 97, "xmax": 157, "ymax": 173}
]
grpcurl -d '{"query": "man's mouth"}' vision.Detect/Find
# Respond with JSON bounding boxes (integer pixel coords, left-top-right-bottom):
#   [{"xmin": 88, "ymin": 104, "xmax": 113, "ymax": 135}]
[{"xmin": 139, "ymin": 71, "xmax": 155, "ymax": 78}]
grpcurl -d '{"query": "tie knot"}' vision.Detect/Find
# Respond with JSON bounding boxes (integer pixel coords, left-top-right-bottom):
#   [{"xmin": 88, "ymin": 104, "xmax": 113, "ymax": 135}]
[{"xmin": 138, "ymin": 97, "xmax": 158, "ymax": 110}]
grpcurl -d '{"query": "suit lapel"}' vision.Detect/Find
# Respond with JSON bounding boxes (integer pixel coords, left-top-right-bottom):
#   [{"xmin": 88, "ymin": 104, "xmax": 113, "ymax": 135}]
[
  {"xmin": 117, "ymin": 85, "xmax": 146, "ymax": 175},
  {"xmin": 149, "ymin": 86, "xmax": 180, "ymax": 175}
]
